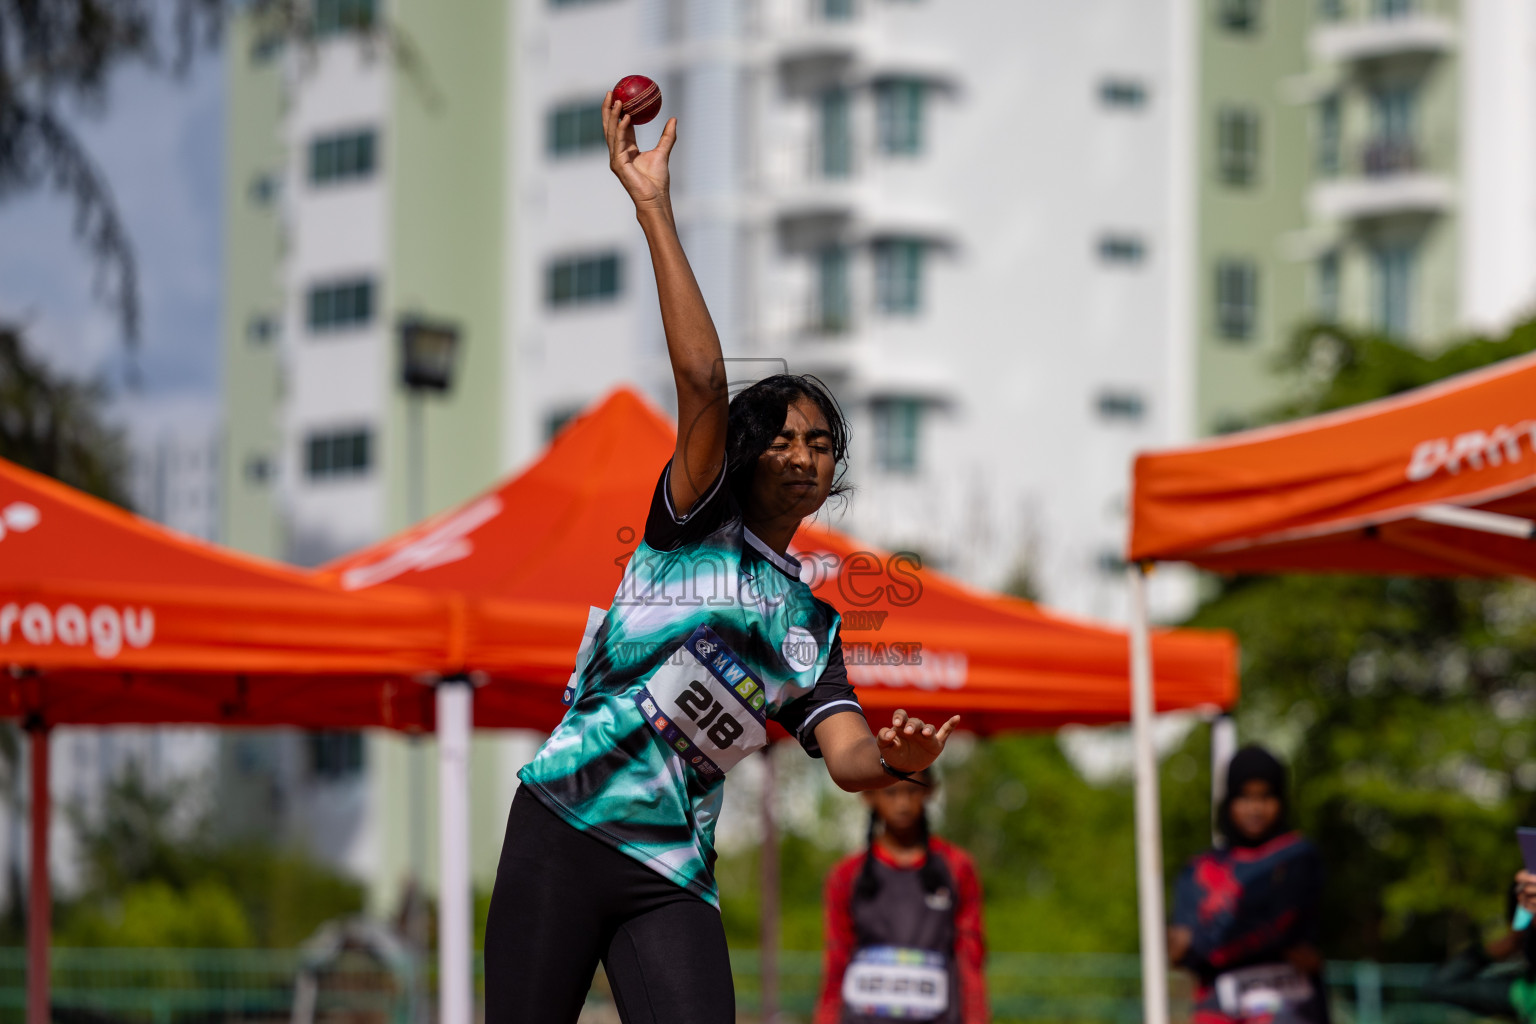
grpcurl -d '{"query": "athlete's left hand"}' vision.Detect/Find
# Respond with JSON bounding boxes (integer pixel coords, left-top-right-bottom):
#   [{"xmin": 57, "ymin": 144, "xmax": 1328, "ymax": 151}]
[{"xmin": 877, "ymin": 709, "xmax": 961, "ymax": 775}]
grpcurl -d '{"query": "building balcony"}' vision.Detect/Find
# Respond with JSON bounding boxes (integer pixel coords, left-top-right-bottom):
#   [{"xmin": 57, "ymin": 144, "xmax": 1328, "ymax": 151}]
[
  {"xmin": 1310, "ymin": 13, "xmax": 1456, "ymax": 64},
  {"xmin": 1311, "ymin": 141, "xmax": 1454, "ymax": 221}
]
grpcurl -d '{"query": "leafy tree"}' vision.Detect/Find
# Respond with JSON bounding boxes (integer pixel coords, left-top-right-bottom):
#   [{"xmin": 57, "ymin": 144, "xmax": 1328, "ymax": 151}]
[
  {"xmin": 57, "ymin": 762, "xmax": 365, "ymax": 948},
  {"xmin": 0, "ymin": 324, "xmax": 129, "ymax": 502},
  {"xmin": 0, "ymin": 0, "xmax": 415, "ymax": 349},
  {"xmin": 1177, "ymin": 321, "xmax": 1536, "ymax": 961}
]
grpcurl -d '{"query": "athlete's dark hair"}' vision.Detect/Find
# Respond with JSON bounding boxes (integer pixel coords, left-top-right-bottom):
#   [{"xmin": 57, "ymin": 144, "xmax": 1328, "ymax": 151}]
[
  {"xmin": 855, "ymin": 769, "xmax": 945, "ymax": 900},
  {"xmin": 725, "ymin": 374, "xmax": 850, "ymax": 513}
]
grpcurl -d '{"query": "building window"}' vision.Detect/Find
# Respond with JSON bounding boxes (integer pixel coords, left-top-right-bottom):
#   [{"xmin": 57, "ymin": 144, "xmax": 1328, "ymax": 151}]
[
  {"xmin": 1100, "ymin": 79, "xmax": 1148, "ymax": 110},
  {"xmin": 313, "ymin": 0, "xmax": 376, "ymax": 37},
  {"xmin": 1216, "ymin": 0, "xmax": 1261, "ymax": 32},
  {"xmin": 244, "ymin": 455, "xmax": 272, "ymax": 484},
  {"xmin": 876, "ymin": 79, "xmax": 925, "ymax": 156},
  {"xmin": 824, "ymin": 0, "xmax": 856, "ymax": 20},
  {"xmin": 249, "ymin": 172, "xmax": 280, "ymax": 206},
  {"xmin": 246, "ymin": 313, "xmax": 279, "ymax": 345},
  {"xmin": 1374, "ymin": 0, "xmax": 1413, "ymax": 17},
  {"xmin": 820, "ymin": 88, "xmax": 853, "ymax": 178},
  {"xmin": 1096, "ymin": 390, "xmax": 1146, "ymax": 422},
  {"xmin": 872, "ymin": 398, "xmax": 922, "ymax": 474},
  {"xmin": 1216, "ymin": 107, "xmax": 1260, "ymax": 187},
  {"xmin": 817, "ymin": 246, "xmax": 851, "ymax": 334},
  {"xmin": 1317, "ymin": 95, "xmax": 1342, "ymax": 177},
  {"xmin": 1215, "ymin": 259, "xmax": 1258, "ymax": 340},
  {"xmin": 1373, "ymin": 242, "xmax": 1415, "ymax": 338},
  {"xmin": 874, "ymin": 239, "xmax": 925, "ymax": 315},
  {"xmin": 1319, "ymin": 0, "xmax": 1345, "ymax": 20},
  {"xmin": 308, "ymin": 731, "xmax": 365, "ymax": 780},
  {"xmin": 307, "ymin": 278, "xmax": 375, "ymax": 333},
  {"xmin": 305, "ymin": 427, "xmax": 372, "ymax": 480},
  {"xmin": 1096, "ymin": 548, "xmax": 1127, "ymax": 575},
  {"xmin": 1367, "ymin": 86, "xmax": 1418, "ymax": 175},
  {"xmin": 1316, "ymin": 251, "xmax": 1340, "ymax": 322},
  {"xmin": 548, "ymin": 253, "xmax": 623, "ymax": 307},
  {"xmin": 309, "ymin": 129, "xmax": 377, "ymax": 185},
  {"xmin": 546, "ymin": 406, "xmax": 582, "ymax": 441},
  {"xmin": 548, "ymin": 100, "xmax": 605, "ymax": 158},
  {"xmin": 1098, "ymin": 234, "xmax": 1146, "ymax": 265}
]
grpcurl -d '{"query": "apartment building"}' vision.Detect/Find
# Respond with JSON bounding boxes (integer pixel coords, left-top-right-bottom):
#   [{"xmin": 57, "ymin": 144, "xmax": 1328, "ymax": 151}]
[
  {"xmin": 1193, "ymin": 0, "xmax": 1536, "ymax": 433},
  {"xmin": 220, "ymin": 1, "xmax": 518, "ymax": 912},
  {"xmin": 510, "ymin": 0, "xmax": 1197, "ymax": 620}
]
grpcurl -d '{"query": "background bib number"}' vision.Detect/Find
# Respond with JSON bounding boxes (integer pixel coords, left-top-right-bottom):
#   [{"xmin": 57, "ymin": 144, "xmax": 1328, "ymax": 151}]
[
  {"xmin": 842, "ymin": 946, "xmax": 949, "ymax": 1020},
  {"xmin": 635, "ymin": 625, "xmax": 768, "ymax": 776},
  {"xmin": 1215, "ymin": 963, "xmax": 1314, "ymax": 1017}
]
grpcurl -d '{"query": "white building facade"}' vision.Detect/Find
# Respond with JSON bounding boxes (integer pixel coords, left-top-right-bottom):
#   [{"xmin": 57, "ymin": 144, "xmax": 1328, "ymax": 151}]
[{"xmin": 510, "ymin": 0, "xmax": 1197, "ymax": 622}]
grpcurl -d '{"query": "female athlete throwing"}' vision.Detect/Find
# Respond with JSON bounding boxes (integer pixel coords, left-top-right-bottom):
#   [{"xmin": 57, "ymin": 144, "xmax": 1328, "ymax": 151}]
[{"xmin": 482, "ymin": 96, "xmax": 962, "ymax": 1024}]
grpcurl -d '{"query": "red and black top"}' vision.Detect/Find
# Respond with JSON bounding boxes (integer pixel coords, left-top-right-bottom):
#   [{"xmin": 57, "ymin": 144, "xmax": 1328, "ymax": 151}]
[{"xmin": 816, "ymin": 836, "xmax": 989, "ymax": 1024}]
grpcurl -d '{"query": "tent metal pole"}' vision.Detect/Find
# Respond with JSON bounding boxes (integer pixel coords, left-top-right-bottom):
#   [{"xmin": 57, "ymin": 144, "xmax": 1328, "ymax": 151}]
[
  {"xmin": 1127, "ymin": 565, "xmax": 1170, "ymax": 1024},
  {"xmin": 437, "ymin": 679, "xmax": 473, "ymax": 1024},
  {"xmin": 1210, "ymin": 713, "xmax": 1236, "ymax": 844},
  {"xmin": 760, "ymin": 746, "xmax": 779, "ymax": 1022},
  {"xmin": 26, "ymin": 722, "xmax": 49, "ymax": 1024}
]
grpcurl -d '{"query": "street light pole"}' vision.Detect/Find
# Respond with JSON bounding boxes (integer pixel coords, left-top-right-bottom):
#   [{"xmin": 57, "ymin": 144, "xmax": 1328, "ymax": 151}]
[{"xmin": 397, "ymin": 315, "xmax": 462, "ymax": 1024}]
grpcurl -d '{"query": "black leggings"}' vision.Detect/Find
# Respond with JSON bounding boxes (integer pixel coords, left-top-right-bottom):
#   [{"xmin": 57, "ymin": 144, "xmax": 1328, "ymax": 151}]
[{"xmin": 483, "ymin": 786, "xmax": 735, "ymax": 1024}]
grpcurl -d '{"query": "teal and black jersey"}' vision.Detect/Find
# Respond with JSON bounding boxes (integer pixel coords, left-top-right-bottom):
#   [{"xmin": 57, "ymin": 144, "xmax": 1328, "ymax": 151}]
[{"xmin": 517, "ymin": 461, "xmax": 861, "ymax": 905}]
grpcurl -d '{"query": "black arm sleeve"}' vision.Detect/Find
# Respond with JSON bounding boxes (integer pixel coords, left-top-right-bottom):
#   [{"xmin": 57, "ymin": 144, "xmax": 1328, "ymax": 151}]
[
  {"xmin": 774, "ymin": 638, "xmax": 862, "ymax": 758},
  {"xmin": 643, "ymin": 461, "xmax": 734, "ymax": 551}
]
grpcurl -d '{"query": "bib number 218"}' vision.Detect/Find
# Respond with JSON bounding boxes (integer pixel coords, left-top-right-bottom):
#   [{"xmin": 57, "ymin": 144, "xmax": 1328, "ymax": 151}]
[{"xmin": 676, "ymin": 681, "xmax": 745, "ymax": 749}]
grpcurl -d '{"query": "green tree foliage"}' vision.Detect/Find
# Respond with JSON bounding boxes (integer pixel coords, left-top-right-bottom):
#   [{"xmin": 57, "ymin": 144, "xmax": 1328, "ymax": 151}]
[
  {"xmin": 55, "ymin": 763, "xmax": 366, "ymax": 948},
  {"xmin": 1180, "ymin": 321, "xmax": 1536, "ymax": 961},
  {"xmin": 0, "ymin": 1, "xmax": 418, "ymax": 349},
  {"xmin": 0, "ymin": 325, "xmax": 129, "ymax": 503}
]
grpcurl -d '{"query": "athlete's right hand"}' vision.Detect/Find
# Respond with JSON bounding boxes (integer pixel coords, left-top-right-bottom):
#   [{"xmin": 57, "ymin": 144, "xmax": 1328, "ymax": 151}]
[
  {"xmin": 604, "ymin": 92, "xmax": 677, "ymax": 213},
  {"xmin": 877, "ymin": 708, "xmax": 961, "ymax": 775},
  {"xmin": 1516, "ymin": 870, "xmax": 1536, "ymax": 915}
]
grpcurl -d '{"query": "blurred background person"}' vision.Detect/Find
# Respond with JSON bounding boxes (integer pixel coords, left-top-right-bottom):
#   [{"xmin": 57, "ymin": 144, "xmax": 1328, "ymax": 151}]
[
  {"xmin": 1169, "ymin": 745, "xmax": 1327, "ymax": 1024},
  {"xmin": 816, "ymin": 767, "xmax": 987, "ymax": 1024},
  {"xmin": 1420, "ymin": 869, "xmax": 1536, "ymax": 1021}
]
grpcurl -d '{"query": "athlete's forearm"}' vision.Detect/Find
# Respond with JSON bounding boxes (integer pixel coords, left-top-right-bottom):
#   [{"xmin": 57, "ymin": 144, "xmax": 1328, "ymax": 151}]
[
  {"xmin": 821, "ymin": 732, "xmax": 897, "ymax": 792},
  {"xmin": 636, "ymin": 204, "xmax": 725, "ymax": 405}
]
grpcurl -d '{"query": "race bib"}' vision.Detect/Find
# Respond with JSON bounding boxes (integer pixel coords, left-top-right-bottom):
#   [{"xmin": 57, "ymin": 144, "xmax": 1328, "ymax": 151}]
[
  {"xmin": 1215, "ymin": 963, "xmax": 1314, "ymax": 1017},
  {"xmin": 842, "ymin": 946, "xmax": 949, "ymax": 1020},
  {"xmin": 634, "ymin": 625, "xmax": 769, "ymax": 778}
]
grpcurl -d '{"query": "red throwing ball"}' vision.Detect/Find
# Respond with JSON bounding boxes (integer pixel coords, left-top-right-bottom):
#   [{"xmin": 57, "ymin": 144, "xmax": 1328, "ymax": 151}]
[{"xmin": 613, "ymin": 74, "xmax": 663, "ymax": 126}]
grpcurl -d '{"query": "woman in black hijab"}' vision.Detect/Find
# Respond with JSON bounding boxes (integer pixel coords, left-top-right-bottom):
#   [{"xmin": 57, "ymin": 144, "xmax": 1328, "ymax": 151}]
[{"xmin": 1169, "ymin": 746, "xmax": 1329, "ymax": 1024}]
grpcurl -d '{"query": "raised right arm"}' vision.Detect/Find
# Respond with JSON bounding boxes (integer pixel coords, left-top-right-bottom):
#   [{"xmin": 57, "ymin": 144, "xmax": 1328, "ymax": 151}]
[{"xmin": 603, "ymin": 94, "xmax": 726, "ymax": 516}]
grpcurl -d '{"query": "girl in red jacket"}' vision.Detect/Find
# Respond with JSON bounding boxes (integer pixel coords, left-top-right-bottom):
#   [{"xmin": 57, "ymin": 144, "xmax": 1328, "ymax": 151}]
[{"xmin": 816, "ymin": 769, "xmax": 988, "ymax": 1024}]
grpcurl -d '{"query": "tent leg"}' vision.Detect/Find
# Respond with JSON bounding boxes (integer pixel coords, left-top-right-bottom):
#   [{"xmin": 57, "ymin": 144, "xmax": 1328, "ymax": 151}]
[
  {"xmin": 26, "ymin": 723, "xmax": 49, "ymax": 1024},
  {"xmin": 437, "ymin": 679, "xmax": 473, "ymax": 1024},
  {"xmin": 760, "ymin": 747, "xmax": 779, "ymax": 1022},
  {"xmin": 1127, "ymin": 566, "xmax": 1170, "ymax": 1024},
  {"xmin": 1210, "ymin": 713, "xmax": 1237, "ymax": 844}
]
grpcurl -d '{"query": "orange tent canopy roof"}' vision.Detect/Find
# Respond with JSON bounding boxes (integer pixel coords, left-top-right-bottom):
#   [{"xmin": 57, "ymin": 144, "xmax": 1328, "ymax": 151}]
[
  {"xmin": 324, "ymin": 388, "xmax": 1238, "ymax": 733},
  {"xmin": 1127, "ymin": 350, "xmax": 1536, "ymax": 576},
  {"xmin": 0, "ymin": 459, "xmax": 455, "ymax": 729}
]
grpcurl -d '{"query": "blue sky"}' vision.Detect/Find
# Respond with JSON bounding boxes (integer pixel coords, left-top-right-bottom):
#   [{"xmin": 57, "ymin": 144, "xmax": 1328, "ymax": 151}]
[{"xmin": 0, "ymin": 48, "xmax": 226, "ymax": 443}]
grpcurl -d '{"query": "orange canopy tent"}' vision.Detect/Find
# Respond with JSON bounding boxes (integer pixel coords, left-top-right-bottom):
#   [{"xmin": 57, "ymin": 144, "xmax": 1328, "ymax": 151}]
[
  {"xmin": 322, "ymin": 387, "xmax": 1239, "ymax": 730},
  {"xmin": 1120, "ymin": 350, "xmax": 1536, "ymax": 1024},
  {"xmin": 1128, "ymin": 348, "xmax": 1536, "ymax": 574},
  {"xmin": 0, "ymin": 457, "xmax": 464, "ymax": 1024}
]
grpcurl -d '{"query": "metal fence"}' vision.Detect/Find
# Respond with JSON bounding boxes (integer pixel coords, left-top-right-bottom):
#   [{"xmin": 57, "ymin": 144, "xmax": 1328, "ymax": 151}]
[{"xmin": 0, "ymin": 948, "xmax": 1483, "ymax": 1024}]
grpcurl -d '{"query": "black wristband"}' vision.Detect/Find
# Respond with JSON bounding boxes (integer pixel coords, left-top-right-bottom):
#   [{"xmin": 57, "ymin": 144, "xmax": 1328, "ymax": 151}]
[{"xmin": 880, "ymin": 757, "xmax": 930, "ymax": 786}]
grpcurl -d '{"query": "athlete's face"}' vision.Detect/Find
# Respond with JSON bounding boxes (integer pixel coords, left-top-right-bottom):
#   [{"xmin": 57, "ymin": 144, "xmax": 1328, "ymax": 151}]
[
  {"xmin": 1230, "ymin": 779, "xmax": 1281, "ymax": 841},
  {"xmin": 864, "ymin": 780, "xmax": 930, "ymax": 839},
  {"xmin": 748, "ymin": 397, "xmax": 835, "ymax": 522}
]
